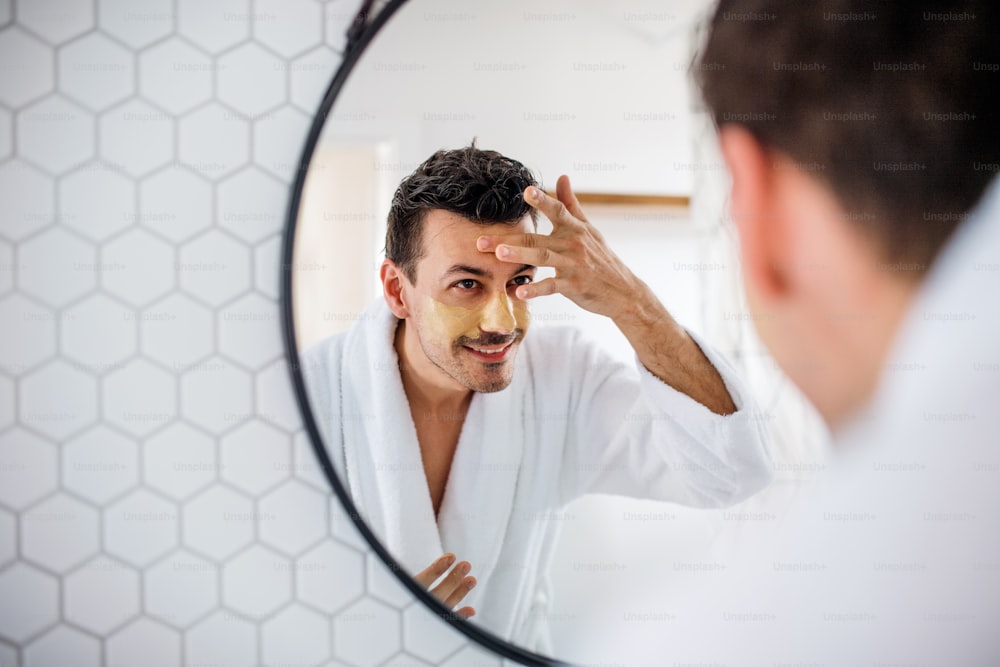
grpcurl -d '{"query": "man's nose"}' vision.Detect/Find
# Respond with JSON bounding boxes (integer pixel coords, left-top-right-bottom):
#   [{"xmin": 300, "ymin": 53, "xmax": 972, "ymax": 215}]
[{"xmin": 479, "ymin": 289, "xmax": 516, "ymax": 335}]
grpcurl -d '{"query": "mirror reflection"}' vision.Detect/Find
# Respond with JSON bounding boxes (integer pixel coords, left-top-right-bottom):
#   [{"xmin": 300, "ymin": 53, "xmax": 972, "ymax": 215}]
[{"xmin": 292, "ymin": 0, "xmax": 825, "ymax": 659}]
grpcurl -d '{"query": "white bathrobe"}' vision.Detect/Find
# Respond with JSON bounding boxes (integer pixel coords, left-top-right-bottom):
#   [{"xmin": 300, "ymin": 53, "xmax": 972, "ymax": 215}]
[
  {"xmin": 619, "ymin": 178, "xmax": 1000, "ymax": 666},
  {"xmin": 300, "ymin": 302, "xmax": 774, "ymax": 648}
]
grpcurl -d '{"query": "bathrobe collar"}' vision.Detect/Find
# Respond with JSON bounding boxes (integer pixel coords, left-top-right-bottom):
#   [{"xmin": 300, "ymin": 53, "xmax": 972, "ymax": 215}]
[{"xmin": 340, "ymin": 299, "xmax": 525, "ymax": 590}]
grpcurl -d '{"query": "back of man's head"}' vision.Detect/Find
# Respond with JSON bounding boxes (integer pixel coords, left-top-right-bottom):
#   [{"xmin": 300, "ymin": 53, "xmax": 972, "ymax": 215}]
[{"xmin": 698, "ymin": 0, "xmax": 999, "ymax": 270}]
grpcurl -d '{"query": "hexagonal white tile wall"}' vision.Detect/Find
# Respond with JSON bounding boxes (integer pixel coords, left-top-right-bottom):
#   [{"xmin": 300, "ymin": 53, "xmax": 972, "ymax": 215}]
[
  {"xmin": 21, "ymin": 492, "xmax": 100, "ymax": 573},
  {"xmin": 184, "ymin": 610, "xmax": 258, "ymax": 667},
  {"xmin": 0, "ymin": 161, "xmax": 54, "ymax": 242},
  {"xmin": 57, "ymin": 32, "xmax": 135, "ymax": 111},
  {"xmin": 60, "ymin": 293, "xmax": 137, "ymax": 371},
  {"xmin": 0, "ymin": 375, "xmax": 12, "ymax": 432},
  {"xmin": 258, "ymin": 479, "xmax": 326, "ymax": 556},
  {"xmin": 15, "ymin": 0, "xmax": 93, "ymax": 44},
  {"xmin": 256, "ymin": 360, "xmax": 302, "ymax": 433},
  {"xmin": 221, "ymin": 544, "xmax": 292, "ymax": 617},
  {"xmin": 0, "ymin": 107, "xmax": 12, "ymax": 160},
  {"xmin": 386, "ymin": 653, "xmax": 435, "ymax": 667},
  {"xmin": 0, "ymin": 562, "xmax": 59, "ymax": 642},
  {"xmin": 0, "ymin": 428, "xmax": 58, "ymax": 510},
  {"xmin": 293, "ymin": 431, "xmax": 328, "ymax": 491},
  {"xmin": 181, "ymin": 486, "xmax": 255, "ymax": 562},
  {"xmin": 59, "ymin": 161, "xmax": 136, "ymax": 253},
  {"xmin": 100, "ymin": 228, "xmax": 174, "ymax": 307},
  {"xmin": 0, "ymin": 508, "xmax": 16, "ymax": 567},
  {"xmin": 177, "ymin": 230, "xmax": 251, "ymax": 307},
  {"xmin": 177, "ymin": 103, "xmax": 249, "ymax": 180},
  {"xmin": 143, "ymin": 422, "xmax": 216, "ymax": 501},
  {"xmin": 253, "ymin": 0, "xmax": 321, "ymax": 59},
  {"xmin": 0, "ymin": 240, "xmax": 10, "ymax": 295},
  {"xmin": 330, "ymin": 497, "xmax": 369, "ymax": 553},
  {"xmin": 289, "ymin": 46, "xmax": 341, "ymax": 115},
  {"xmin": 254, "ymin": 235, "xmax": 281, "ymax": 299},
  {"xmin": 64, "ymin": 556, "xmax": 140, "ymax": 635},
  {"xmin": 62, "ymin": 425, "xmax": 138, "ymax": 504},
  {"xmin": 17, "ymin": 95, "xmax": 95, "ymax": 174},
  {"xmin": 0, "ymin": 294, "xmax": 57, "ymax": 374},
  {"xmin": 144, "ymin": 550, "xmax": 219, "ymax": 628},
  {"xmin": 138, "ymin": 166, "xmax": 213, "ymax": 243},
  {"xmin": 138, "ymin": 37, "xmax": 213, "ymax": 115},
  {"xmin": 99, "ymin": 100, "xmax": 174, "ymax": 177},
  {"xmin": 176, "ymin": 0, "xmax": 250, "ymax": 55},
  {"xmin": 106, "ymin": 618, "xmax": 181, "ymax": 667},
  {"xmin": 98, "ymin": 0, "xmax": 174, "ymax": 49},
  {"xmin": 179, "ymin": 357, "xmax": 252, "ymax": 434},
  {"xmin": 59, "ymin": 163, "xmax": 135, "ymax": 242},
  {"xmin": 19, "ymin": 359, "xmax": 98, "ymax": 439},
  {"xmin": 332, "ymin": 598, "xmax": 402, "ymax": 667},
  {"xmin": 216, "ymin": 43, "xmax": 286, "ymax": 118},
  {"xmin": 441, "ymin": 645, "xmax": 504, "ymax": 667},
  {"xmin": 19, "ymin": 227, "xmax": 96, "ymax": 308},
  {"xmin": 217, "ymin": 167, "xmax": 285, "ymax": 243},
  {"xmin": 253, "ymin": 105, "xmax": 310, "ymax": 181},
  {"xmin": 217, "ymin": 292, "xmax": 283, "ymax": 370},
  {"xmin": 23, "ymin": 625, "xmax": 101, "ymax": 667},
  {"xmin": 0, "ymin": 28, "xmax": 54, "ymax": 107},
  {"xmin": 103, "ymin": 488, "xmax": 179, "ymax": 567},
  {"xmin": 403, "ymin": 602, "xmax": 468, "ymax": 664},
  {"xmin": 139, "ymin": 293, "xmax": 214, "ymax": 369},
  {"xmin": 260, "ymin": 603, "xmax": 331, "ymax": 666},
  {"xmin": 103, "ymin": 359, "xmax": 176, "ymax": 436},
  {"xmin": 295, "ymin": 539, "xmax": 365, "ymax": 615},
  {"xmin": 324, "ymin": 2, "xmax": 353, "ymax": 53},
  {"xmin": 366, "ymin": 554, "xmax": 414, "ymax": 610},
  {"xmin": 219, "ymin": 420, "xmax": 290, "ymax": 495}
]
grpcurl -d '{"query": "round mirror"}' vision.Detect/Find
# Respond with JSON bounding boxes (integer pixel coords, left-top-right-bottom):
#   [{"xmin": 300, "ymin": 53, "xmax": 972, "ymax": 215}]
[{"xmin": 282, "ymin": 0, "xmax": 821, "ymax": 663}]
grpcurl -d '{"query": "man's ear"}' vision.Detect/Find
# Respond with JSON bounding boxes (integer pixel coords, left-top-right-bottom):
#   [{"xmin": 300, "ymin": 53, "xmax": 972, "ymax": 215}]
[
  {"xmin": 718, "ymin": 124, "xmax": 788, "ymax": 301},
  {"xmin": 380, "ymin": 259, "xmax": 411, "ymax": 319}
]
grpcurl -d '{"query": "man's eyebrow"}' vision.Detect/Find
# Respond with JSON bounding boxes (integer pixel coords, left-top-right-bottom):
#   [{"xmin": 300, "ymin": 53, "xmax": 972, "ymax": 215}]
[{"xmin": 441, "ymin": 263, "xmax": 535, "ymax": 279}]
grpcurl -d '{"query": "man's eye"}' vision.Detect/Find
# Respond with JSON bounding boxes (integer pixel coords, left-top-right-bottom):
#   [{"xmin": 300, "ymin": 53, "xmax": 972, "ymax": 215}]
[
  {"xmin": 511, "ymin": 275, "xmax": 533, "ymax": 286},
  {"xmin": 455, "ymin": 279, "xmax": 478, "ymax": 290}
]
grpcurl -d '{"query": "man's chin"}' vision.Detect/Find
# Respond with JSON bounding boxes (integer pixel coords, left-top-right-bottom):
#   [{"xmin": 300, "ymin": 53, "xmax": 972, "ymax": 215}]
[
  {"xmin": 467, "ymin": 375, "xmax": 514, "ymax": 393},
  {"xmin": 461, "ymin": 358, "xmax": 516, "ymax": 393}
]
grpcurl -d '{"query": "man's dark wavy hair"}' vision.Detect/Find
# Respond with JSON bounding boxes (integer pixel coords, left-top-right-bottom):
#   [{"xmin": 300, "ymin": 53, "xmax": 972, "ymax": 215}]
[
  {"xmin": 697, "ymin": 0, "xmax": 999, "ymax": 271},
  {"xmin": 385, "ymin": 141, "xmax": 539, "ymax": 283}
]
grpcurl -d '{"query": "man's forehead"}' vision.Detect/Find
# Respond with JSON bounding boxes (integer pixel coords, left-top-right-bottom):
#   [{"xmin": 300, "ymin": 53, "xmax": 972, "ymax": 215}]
[{"xmin": 421, "ymin": 209, "xmax": 531, "ymax": 252}]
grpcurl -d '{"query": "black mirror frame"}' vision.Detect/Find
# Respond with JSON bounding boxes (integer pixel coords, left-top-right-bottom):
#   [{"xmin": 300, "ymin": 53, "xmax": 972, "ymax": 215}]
[{"xmin": 280, "ymin": 1, "xmax": 569, "ymax": 664}]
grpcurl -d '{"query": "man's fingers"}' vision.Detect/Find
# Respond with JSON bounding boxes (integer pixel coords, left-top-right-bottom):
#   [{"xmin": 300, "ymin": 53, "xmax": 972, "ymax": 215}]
[
  {"xmin": 524, "ymin": 185, "xmax": 581, "ymax": 228},
  {"xmin": 429, "ymin": 560, "xmax": 472, "ymax": 601},
  {"xmin": 555, "ymin": 174, "xmax": 587, "ymax": 221},
  {"xmin": 455, "ymin": 606, "xmax": 476, "ymax": 620},
  {"xmin": 494, "ymin": 243, "xmax": 563, "ymax": 269},
  {"xmin": 442, "ymin": 575, "xmax": 476, "ymax": 609},
  {"xmin": 517, "ymin": 277, "xmax": 559, "ymax": 300},
  {"xmin": 477, "ymin": 233, "xmax": 566, "ymax": 254},
  {"xmin": 414, "ymin": 553, "xmax": 455, "ymax": 587}
]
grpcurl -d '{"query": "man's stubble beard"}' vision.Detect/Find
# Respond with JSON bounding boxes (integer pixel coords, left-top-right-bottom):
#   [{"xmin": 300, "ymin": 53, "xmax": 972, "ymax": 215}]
[{"xmin": 418, "ymin": 328, "xmax": 524, "ymax": 394}]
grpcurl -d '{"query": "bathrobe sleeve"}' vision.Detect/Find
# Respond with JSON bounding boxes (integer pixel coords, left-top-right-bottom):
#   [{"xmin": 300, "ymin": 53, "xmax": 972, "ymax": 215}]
[{"xmin": 551, "ymin": 325, "xmax": 774, "ymax": 508}]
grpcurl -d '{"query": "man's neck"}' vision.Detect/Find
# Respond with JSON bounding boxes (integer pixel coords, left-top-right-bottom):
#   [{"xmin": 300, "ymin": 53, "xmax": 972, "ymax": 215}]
[
  {"xmin": 394, "ymin": 320, "xmax": 472, "ymax": 416},
  {"xmin": 824, "ymin": 271, "xmax": 921, "ymax": 433}
]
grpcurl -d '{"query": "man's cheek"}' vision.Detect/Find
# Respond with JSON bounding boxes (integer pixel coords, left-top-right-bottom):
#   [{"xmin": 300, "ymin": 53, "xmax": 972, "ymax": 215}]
[
  {"xmin": 513, "ymin": 300, "xmax": 530, "ymax": 335},
  {"xmin": 423, "ymin": 296, "xmax": 482, "ymax": 343}
]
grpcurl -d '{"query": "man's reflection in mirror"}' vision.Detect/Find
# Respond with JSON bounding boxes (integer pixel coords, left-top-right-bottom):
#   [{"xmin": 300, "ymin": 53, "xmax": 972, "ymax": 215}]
[{"xmin": 300, "ymin": 141, "xmax": 774, "ymax": 649}]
